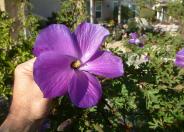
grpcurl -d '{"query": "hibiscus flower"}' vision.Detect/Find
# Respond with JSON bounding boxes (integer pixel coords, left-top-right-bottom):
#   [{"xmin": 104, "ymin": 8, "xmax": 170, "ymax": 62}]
[{"xmin": 33, "ymin": 22, "xmax": 124, "ymax": 108}]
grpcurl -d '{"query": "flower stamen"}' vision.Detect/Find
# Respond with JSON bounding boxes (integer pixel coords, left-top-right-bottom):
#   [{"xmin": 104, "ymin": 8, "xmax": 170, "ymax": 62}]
[{"xmin": 71, "ymin": 60, "xmax": 81, "ymax": 69}]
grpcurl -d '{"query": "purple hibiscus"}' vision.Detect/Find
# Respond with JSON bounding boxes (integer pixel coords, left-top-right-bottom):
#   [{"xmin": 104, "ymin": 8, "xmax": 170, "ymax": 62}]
[
  {"xmin": 175, "ymin": 48, "xmax": 184, "ymax": 67},
  {"xmin": 129, "ymin": 32, "xmax": 138, "ymax": 39},
  {"xmin": 129, "ymin": 33, "xmax": 147, "ymax": 48},
  {"xmin": 33, "ymin": 22, "xmax": 124, "ymax": 108},
  {"xmin": 128, "ymin": 32, "xmax": 141, "ymax": 45}
]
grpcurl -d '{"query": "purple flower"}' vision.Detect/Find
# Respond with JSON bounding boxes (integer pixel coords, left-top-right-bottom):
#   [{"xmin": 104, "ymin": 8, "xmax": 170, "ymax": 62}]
[
  {"xmin": 175, "ymin": 48, "xmax": 184, "ymax": 67},
  {"xmin": 129, "ymin": 38, "xmax": 141, "ymax": 45},
  {"xmin": 129, "ymin": 32, "xmax": 138, "ymax": 39},
  {"xmin": 144, "ymin": 55, "xmax": 149, "ymax": 62},
  {"xmin": 33, "ymin": 22, "xmax": 124, "ymax": 108},
  {"xmin": 128, "ymin": 33, "xmax": 147, "ymax": 47},
  {"xmin": 129, "ymin": 32, "xmax": 140, "ymax": 45}
]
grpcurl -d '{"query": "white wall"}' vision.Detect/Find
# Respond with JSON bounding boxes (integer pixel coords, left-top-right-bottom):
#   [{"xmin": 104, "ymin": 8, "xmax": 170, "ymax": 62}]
[
  {"xmin": 0, "ymin": 0, "xmax": 5, "ymax": 11},
  {"xmin": 101, "ymin": 0, "xmax": 113, "ymax": 19}
]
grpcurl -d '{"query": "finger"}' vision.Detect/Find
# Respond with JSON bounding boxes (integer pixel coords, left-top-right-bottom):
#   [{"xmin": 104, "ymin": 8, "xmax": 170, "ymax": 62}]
[
  {"xmin": 23, "ymin": 57, "xmax": 37, "ymax": 68},
  {"xmin": 15, "ymin": 58, "xmax": 37, "ymax": 76}
]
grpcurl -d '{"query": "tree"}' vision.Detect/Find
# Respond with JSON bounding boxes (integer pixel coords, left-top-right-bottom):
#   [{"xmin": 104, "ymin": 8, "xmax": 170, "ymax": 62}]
[{"xmin": 55, "ymin": 0, "xmax": 88, "ymax": 30}]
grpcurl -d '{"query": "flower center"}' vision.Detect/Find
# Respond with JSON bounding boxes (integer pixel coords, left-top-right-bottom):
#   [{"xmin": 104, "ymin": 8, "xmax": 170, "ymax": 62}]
[{"xmin": 71, "ymin": 60, "xmax": 81, "ymax": 69}]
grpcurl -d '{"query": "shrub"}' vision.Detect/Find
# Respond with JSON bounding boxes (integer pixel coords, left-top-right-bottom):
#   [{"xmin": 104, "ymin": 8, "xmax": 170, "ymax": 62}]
[
  {"xmin": 127, "ymin": 18, "xmax": 139, "ymax": 33},
  {"xmin": 113, "ymin": 5, "xmax": 135, "ymax": 23},
  {"xmin": 0, "ymin": 12, "xmax": 14, "ymax": 98},
  {"xmin": 122, "ymin": 33, "xmax": 184, "ymax": 130},
  {"xmin": 46, "ymin": 33, "xmax": 184, "ymax": 131},
  {"xmin": 139, "ymin": 7, "xmax": 155, "ymax": 22},
  {"xmin": 0, "ymin": 11, "xmax": 40, "ymax": 99},
  {"xmin": 50, "ymin": 0, "xmax": 88, "ymax": 31}
]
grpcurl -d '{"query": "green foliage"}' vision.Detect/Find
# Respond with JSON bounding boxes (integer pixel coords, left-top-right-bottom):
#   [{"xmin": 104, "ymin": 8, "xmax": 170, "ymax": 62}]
[
  {"xmin": 52, "ymin": 0, "xmax": 87, "ymax": 31},
  {"xmin": 139, "ymin": 7, "xmax": 155, "ymax": 21},
  {"xmin": 167, "ymin": 0, "xmax": 184, "ymax": 33},
  {"xmin": 135, "ymin": 0, "xmax": 156, "ymax": 7},
  {"xmin": 113, "ymin": 5, "xmax": 135, "ymax": 23},
  {"xmin": 0, "ymin": 11, "xmax": 39, "ymax": 99},
  {"xmin": 135, "ymin": 0, "xmax": 156, "ymax": 24},
  {"xmin": 127, "ymin": 18, "xmax": 139, "ymax": 32},
  {"xmin": 122, "ymin": 33, "xmax": 184, "ymax": 130},
  {"xmin": 167, "ymin": 0, "xmax": 184, "ymax": 21},
  {"xmin": 0, "ymin": 12, "xmax": 14, "ymax": 98}
]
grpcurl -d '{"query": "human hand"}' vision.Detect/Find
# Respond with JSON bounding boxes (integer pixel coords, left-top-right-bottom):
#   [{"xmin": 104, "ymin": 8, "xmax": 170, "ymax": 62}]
[{"xmin": 0, "ymin": 58, "xmax": 51, "ymax": 132}]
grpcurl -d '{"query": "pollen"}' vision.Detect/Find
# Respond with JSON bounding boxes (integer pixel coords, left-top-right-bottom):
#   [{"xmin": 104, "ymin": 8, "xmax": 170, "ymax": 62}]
[{"xmin": 71, "ymin": 60, "xmax": 81, "ymax": 69}]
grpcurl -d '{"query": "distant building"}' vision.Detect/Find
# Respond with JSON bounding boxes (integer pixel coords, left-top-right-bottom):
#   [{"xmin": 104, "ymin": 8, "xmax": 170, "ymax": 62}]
[
  {"xmin": 28, "ymin": 0, "xmax": 136, "ymax": 23},
  {"xmin": 28, "ymin": 0, "xmax": 135, "ymax": 22},
  {"xmin": 153, "ymin": 0, "xmax": 179, "ymax": 22},
  {"xmin": 0, "ymin": 0, "xmax": 176, "ymax": 23},
  {"xmin": 87, "ymin": 0, "xmax": 136, "ymax": 23}
]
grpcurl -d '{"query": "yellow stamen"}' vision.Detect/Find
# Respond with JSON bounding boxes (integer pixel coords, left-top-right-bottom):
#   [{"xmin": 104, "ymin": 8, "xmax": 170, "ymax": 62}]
[{"xmin": 71, "ymin": 60, "xmax": 81, "ymax": 69}]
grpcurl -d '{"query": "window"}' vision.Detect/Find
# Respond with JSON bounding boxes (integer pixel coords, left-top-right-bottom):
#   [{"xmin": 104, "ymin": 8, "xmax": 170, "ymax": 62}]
[{"xmin": 95, "ymin": 1, "xmax": 102, "ymax": 18}]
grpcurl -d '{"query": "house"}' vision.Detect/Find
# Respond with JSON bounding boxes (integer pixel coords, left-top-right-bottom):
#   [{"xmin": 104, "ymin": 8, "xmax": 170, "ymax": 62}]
[
  {"xmin": 153, "ymin": 0, "xmax": 169, "ymax": 22},
  {"xmin": 87, "ymin": 0, "xmax": 136, "ymax": 23},
  {"xmin": 153, "ymin": 0, "xmax": 180, "ymax": 22},
  {"xmin": 28, "ymin": 0, "xmax": 136, "ymax": 23},
  {"xmin": 29, "ymin": 0, "xmax": 136, "ymax": 24},
  {"xmin": 0, "ymin": 0, "xmax": 173, "ymax": 23}
]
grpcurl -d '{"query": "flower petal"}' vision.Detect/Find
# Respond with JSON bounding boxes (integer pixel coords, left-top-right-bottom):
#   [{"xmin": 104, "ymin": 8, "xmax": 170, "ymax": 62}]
[
  {"xmin": 129, "ymin": 38, "xmax": 140, "ymax": 44},
  {"xmin": 33, "ymin": 51, "xmax": 75, "ymax": 98},
  {"xmin": 33, "ymin": 24, "xmax": 80, "ymax": 57},
  {"xmin": 68, "ymin": 71, "xmax": 102, "ymax": 108},
  {"xmin": 130, "ymin": 32, "xmax": 138, "ymax": 39},
  {"xmin": 175, "ymin": 48, "xmax": 184, "ymax": 67},
  {"xmin": 129, "ymin": 39, "xmax": 136, "ymax": 44},
  {"xmin": 74, "ymin": 22, "xmax": 110, "ymax": 63},
  {"xmin": 135, "ymin": 39, "xmax": 141, "ymax": 44},
  {"xmin": 80, "ymin": 51, "xmax": 124, "ymax": 78}
]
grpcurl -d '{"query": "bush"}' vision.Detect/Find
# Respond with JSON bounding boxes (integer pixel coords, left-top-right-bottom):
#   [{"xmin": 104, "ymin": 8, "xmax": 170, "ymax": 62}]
[
  {"xmin": 127, "ymin": 18, "xmax": 139, "ymax": 33},
  {"xmin": 122, "ymin": 33, "xmax": 184, "ymax": 130},
  {"xmin": 139, "ymin": 7, "xmax": 155, "ymax": 22},
  {"xmin": 113, "ymin": 5, "xmax": 135, "ymax": 23},
  {"xmin": 0, "ymin": 11, "xmax": 40, "ymax": 99},
  {"xmin": 0, "ymin": 12, "xmax": 15, "ymax": 98},
  {"xmin": 46, "ymin": 34, "xmax": 184, "ymax": 131},
  {"xmin": 49, "ymin": 0, "xmax": 87, "ymax": 31}
]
